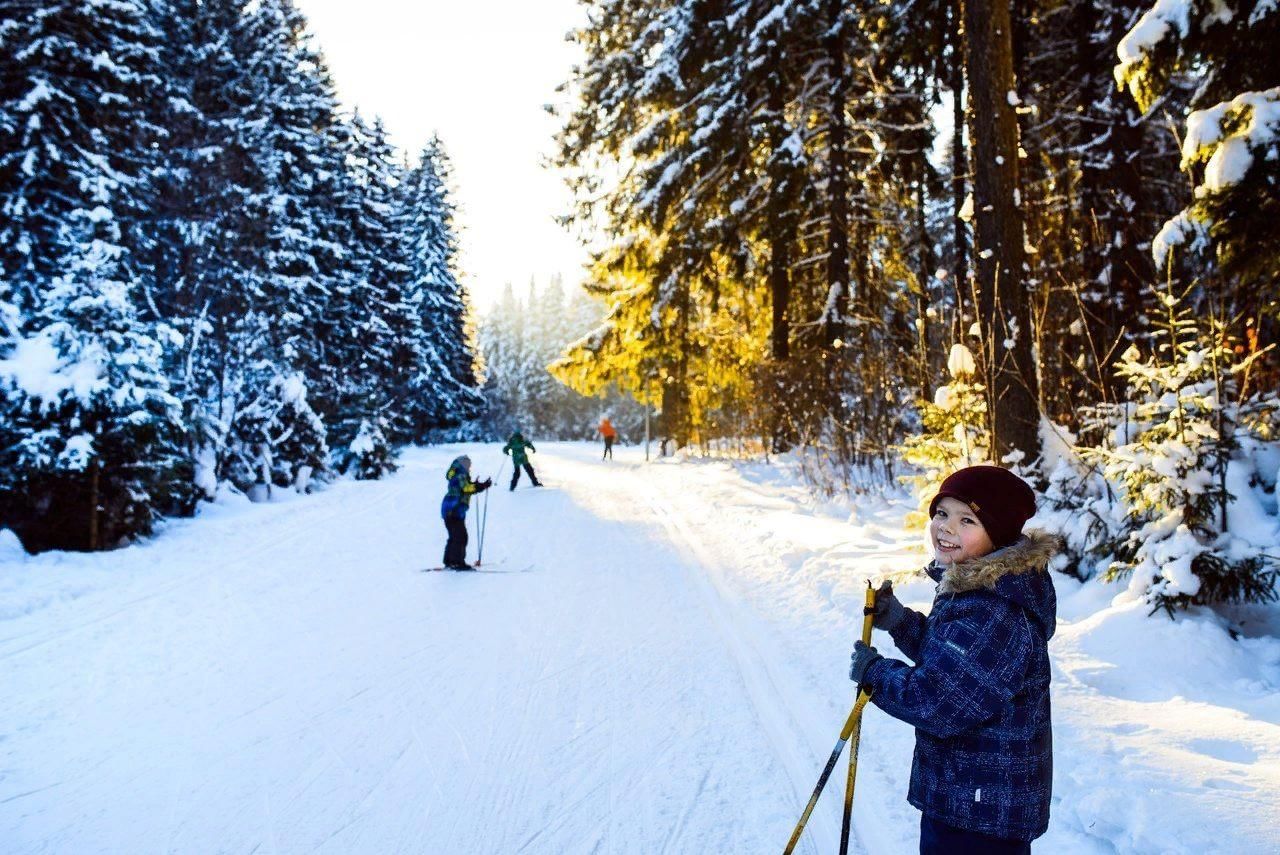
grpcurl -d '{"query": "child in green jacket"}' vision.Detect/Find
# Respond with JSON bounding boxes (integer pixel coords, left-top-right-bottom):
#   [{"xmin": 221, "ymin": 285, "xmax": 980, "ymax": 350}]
[{"xmin": 503, "ymin": 430, "xmax": 542, "ymax": 490}]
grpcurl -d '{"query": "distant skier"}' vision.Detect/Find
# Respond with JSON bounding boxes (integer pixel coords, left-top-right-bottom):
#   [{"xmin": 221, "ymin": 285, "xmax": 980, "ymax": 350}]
[
  {"xmin": 503, "ymin": 430, "xmax": 542, "ymax": 490},
  {"xmin": 440, "ymin": 455, "xmax": 492, "ymax": 569},
  {"xmin": 597, "ymin": 416, "xmax": 617, "ymax": 460}
]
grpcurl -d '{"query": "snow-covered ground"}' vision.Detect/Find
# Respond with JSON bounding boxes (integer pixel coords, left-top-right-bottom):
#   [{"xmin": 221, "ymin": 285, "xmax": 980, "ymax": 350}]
[{"xmin": 2, "ymin": 443, "xmax": 1278, "ymax": 853}]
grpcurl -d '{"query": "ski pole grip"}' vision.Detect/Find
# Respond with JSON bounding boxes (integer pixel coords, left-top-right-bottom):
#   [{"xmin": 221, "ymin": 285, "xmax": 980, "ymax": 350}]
[{"xmin": 861, "ymin": 581, "xmax": 876, "ymax": 645}]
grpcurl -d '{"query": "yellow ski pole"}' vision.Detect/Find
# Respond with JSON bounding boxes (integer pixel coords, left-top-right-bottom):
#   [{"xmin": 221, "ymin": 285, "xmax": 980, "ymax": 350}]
[
  {"xmin": 839, "ymin": 582, "xmax": 877, "ymax": 854},
  {"xmin": 783, "ymin": 581, "xmax": 876, "ymax": 855}
]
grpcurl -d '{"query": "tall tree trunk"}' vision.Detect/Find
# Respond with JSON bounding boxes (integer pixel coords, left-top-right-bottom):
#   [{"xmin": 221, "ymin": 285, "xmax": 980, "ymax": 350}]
[
  {"xmin": 764, "ymin": 48, "xmax": 799, "ymax": 451},
  {"xmin": 912, "ymin": 69, "xmax": 937, "ymax": 402},
  {"xmin": 950, "ymin": 0, "xmax": 969, "ymax": 339},
  {"xmin": 762, "ymin": 67, "xmax": 793, "ymax": 363},
  {"xmin": 915, "ymin": 174, "xmax": 935, "ymax": 402},
  {"xmin": 89, "ymin": 459, "xmax": 100, "ymax": 551},
  {"xmin": 823, "ymin": 0, "xmax": 851, "ymax": 348},
  {"xmin": 964, "ymin": 0, "xmax": 1040, "ymax": 464},
  {"xmin": 661, "ymin": 280, "xmax": 692, "ymax": 453},
  {"xmin": 1078, "ymin": 1, "xmax": 1152, "ymax": 401}
]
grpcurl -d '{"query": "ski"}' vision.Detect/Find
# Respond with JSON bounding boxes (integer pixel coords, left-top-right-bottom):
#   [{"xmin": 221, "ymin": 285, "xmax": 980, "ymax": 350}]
[{"xmin": 419, "ymin": 563, "xmax": 533, "ymax": 574}]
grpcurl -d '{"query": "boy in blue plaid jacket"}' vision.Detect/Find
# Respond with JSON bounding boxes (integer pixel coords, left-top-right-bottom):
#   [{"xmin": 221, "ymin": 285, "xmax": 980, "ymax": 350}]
[{"xmin": 849, "ymin": 466, "xmax": 1060, "ymax": 854}]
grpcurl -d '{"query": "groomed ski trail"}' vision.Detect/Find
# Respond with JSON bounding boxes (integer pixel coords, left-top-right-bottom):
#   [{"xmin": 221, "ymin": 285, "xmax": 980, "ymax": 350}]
[
  {"xmin": 639, "ymin": 486, "xmax": 858, "ymax": 855},
  {"xmin": 0, "ymin": 443, "xmax": 893, "ymax": 853},
  {"xmin": 560, "ymin": 446, "xmax": 904, "ymax": 855}
]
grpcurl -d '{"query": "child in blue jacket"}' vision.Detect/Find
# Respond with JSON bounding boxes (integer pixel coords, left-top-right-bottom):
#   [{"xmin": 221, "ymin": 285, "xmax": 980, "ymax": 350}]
[
  {"xmin": 440, "ymin": 455, "xmax": 492, "ymax": 569},
  {"xmin": 849, "ymin": 466, "xmax": 1059, "ymax": 854}
]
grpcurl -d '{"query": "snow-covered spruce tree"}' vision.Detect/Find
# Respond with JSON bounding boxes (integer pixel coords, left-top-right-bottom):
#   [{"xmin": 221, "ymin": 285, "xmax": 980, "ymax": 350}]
[
  {"xmin": 1115, "ymin": 1, "xmax": 1280, "ymax": 320},
  {"xmin": 1082, "ymin": 283, "xmax": 1280, "ymax": 614},
  {"xmin": 0, "ymin": 0, "xmax": 159, "ymax": 312},
  {"xmin": 398, "ymin": 138, "xmax": 483, "ymax": 439},
  {"xmin": 141, "ymin": 0, "xmax": 341, "ymax": 498},
  {"xmin": 138, "ymin": 0, "xmax": 257, "ymax": 498},
  {"xmin": 224, "ymin": 364, "xmax": 328, "ymax": 497},
  {"xmin": 320, "ymin": 111, "xmax": 406, "ymax": 476},
  {"xmin": 335, "ymin": 415, "xmax": 396, "ymax": 481},
  {"xmin": 481, "ymin": 279, "xmax": 648, "ymax": 441},
  {"xmin": 0, "ymin": 238, "xmax": 191, "ymax": 552},
  {"xmin": 898, "ymin": 342, "xmax": 991, "ymax": 528},
  {"xmin": 522, "ymin": 277, "xmax": 569, "ymax": 436},
  {"xmin": 0, "ymin": 0, "xmax": 196, "ymax": 551},
  {"xmin": 0, "ymin": 276, "xmax": 17, "ymax": 341},
  {"xmin": 224, "ymin": 0, "xmax": 339, "ymax": 490},
  {"xmin": 1035, "ymin": 421, "xmax": 1123, "ymax": 581}
]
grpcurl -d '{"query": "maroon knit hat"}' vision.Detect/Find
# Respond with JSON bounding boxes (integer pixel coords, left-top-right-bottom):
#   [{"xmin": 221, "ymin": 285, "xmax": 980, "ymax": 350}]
[{"xmin": 928, "ymin": 466, "xmax": 1036, "ymax": 549}]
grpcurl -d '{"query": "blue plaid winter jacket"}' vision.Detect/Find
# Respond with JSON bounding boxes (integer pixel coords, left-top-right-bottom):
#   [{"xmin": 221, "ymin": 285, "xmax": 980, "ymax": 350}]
[{"xmin": 862, "ymin": 531, "xmax": 1060, "ymax": 841}]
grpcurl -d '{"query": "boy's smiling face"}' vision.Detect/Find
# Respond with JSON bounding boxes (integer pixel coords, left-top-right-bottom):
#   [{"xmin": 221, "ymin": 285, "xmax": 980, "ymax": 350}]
[{"xmin": 929, "ymin": 496, "xmax": 995, "ymax": 566}]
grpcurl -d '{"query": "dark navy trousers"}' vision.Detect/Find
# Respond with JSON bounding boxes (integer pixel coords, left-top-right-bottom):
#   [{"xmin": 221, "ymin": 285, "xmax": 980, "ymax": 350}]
[
  {"xmin": 920, "ymin": 815, "xmax": 1031, "ymax": 855},
  {"xmin": 443, "ymin": 512, "xmax": 468, "ymax": 566}
]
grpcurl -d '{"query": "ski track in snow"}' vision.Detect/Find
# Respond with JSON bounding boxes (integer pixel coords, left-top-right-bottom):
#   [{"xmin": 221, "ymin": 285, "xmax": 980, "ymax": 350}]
[
  {"xmin": 2, "ymin": 442, "xmax": 1278, "ymax": 854},
  {"xmin": 0, "ymin": 445, "xmax": 838, "ymax": 853}
]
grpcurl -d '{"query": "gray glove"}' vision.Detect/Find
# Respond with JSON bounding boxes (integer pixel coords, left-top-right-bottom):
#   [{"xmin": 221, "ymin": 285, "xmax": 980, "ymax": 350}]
[
  {"xmin": 872, "ymin": 580, "xmax": 906, "ymax": 632},
  {"xmin": 849, "ymin": 640, "xmax": 882, "ymax": 685}
]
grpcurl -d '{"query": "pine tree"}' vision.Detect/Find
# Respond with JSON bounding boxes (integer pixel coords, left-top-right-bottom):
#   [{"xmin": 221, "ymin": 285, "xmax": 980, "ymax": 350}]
[
  {"xmin": 219, "ymin": 0, "xmax": 341, "ymax": 491},
  {"xmin": 1116, "ymin": 1, "xmax": 1280, "ymax": 324},
  {"xmin": 0, "ymin": 0, "xmax": 159, "ymax": 313},
  {"xmin": 325, "ymin": 112, "xmax": 408, "ymax": 476},
  {"xmin": 1009, "ymin": 0, "xmax": 1182, "ymax": 420},
  {"xmin": 1082, "ymin": 282, "xmax": 1280, "ymax": 614},
  {"xmin": 399, "ymin": 137, "xmax": 483, "ymax": 437},
  {"xmin": 965, "ymin": 0, "xmax": 1040, "ymax": 465},
  {"xmin": 139, "ymin": 0, "xmax": 343, "ymax": 497},
  {"xmin": 483, "ymin": 278, "xmax": 648, "ymax": 441},
  {"xmin": 523, "ymin": 277, "xmax": 562, "ymax": 435},
  {"xmin": 141, "ymin": 0, "xmax": 277, "ymax": 497},
  {"xmin": 480, "ymin": 282, "xmax": 525, "ymax": 433},
  {"xmin": 342, "ymin": 415, "xmax": 396, "ymax": 480},
  {"xmin": 0, "ymin": 233, "xmax": 190, "ymax": 551},
  {"xmin": 1074, "ymin": 1, "xmax": 1160, "ymax": 349},
  {"xmin": 225, "ymin": 364, "xmax": 328, "ymax": 496},
  {"xmin": 0, "ymin": 0, "xmax": 193, "ymax": 550}
]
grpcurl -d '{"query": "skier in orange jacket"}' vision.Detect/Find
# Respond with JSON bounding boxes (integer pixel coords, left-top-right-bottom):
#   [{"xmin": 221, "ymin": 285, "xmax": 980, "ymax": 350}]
[{"xmin": 597, "ymin": 417, "xmax": 618, "ymax": 460}]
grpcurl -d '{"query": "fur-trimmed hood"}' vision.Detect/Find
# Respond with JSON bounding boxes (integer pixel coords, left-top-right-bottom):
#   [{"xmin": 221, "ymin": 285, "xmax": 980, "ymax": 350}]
[{"xmin": 930, "ymin": 529, "xmax": 1061, "ymax": 636}]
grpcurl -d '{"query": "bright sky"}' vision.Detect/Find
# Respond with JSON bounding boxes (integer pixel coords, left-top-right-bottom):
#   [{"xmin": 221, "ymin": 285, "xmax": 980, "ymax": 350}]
[{"xmin": 294, "ymin": 0, "xmax": 591, "ymax": 308}]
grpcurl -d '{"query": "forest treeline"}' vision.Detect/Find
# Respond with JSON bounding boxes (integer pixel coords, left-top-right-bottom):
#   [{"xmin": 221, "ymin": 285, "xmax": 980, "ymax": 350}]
[
  {"xmin": 0, "ymin": 0, "xmax": 480, "ymax": 551},
  {"xmin": 550, "ymin": 0, "xmax": 1280, "ymax": 613},
  {"xmin": 479, "ymin": 277, "xmax": 648, "ymax": 443}
]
